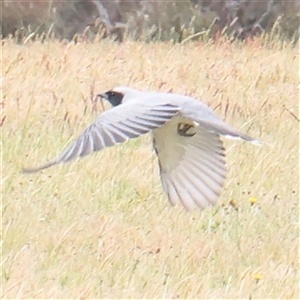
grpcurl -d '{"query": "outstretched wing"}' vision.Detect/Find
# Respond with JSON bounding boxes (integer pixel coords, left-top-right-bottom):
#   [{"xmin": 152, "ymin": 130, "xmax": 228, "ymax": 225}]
[
  {"xmin": 23, "ymin": 101, "xmax": 179, "ymax": 173},
  {"xmin": 153, "ymin": 116, "xmax": 227, "ymax": 211}
]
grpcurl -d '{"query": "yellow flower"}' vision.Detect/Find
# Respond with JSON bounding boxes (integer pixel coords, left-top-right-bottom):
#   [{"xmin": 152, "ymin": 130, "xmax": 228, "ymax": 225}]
[
  {"xmin": 249, "ymin": 197, "xmax": 258, "ymax": 205},
  {"xmin": 252, "ymin": 273, "xmax": 263, "ymax": 281}
]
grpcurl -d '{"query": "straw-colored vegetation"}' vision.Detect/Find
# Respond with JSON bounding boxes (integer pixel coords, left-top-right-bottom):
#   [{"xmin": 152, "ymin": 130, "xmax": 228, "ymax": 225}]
[{"xmin": 2, "ymin": 37, "xmax": 299, "ymax": 298}]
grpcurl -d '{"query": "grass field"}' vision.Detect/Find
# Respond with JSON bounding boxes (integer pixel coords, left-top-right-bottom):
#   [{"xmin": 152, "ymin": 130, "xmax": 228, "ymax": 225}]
[{"xmin": 2, "ymin": 37, "xmax": 299, "ymax": 298}]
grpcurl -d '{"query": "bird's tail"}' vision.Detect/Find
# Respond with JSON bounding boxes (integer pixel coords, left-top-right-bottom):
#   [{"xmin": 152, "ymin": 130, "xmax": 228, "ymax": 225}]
[{"xmin": 199, "ymin": 120, "xmax": 263, "ymax": 145}]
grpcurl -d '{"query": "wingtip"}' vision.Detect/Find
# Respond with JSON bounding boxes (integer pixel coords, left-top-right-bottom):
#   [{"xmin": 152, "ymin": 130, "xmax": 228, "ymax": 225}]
[
  {"xmin": 22, "ymin": 161, "xmax": 57, "ymax": 174},
  {"xmin": 22, "ymin": 167, "xmax": 40, "ymax": 174},
  {"xmin": 250, "ymin": 139, "xmax": 263, "ymax": 146}
]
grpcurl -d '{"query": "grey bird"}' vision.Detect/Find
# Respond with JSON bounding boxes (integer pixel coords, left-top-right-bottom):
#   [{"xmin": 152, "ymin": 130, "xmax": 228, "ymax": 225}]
[{"xmin": 23, "ymin": 87, "xmax": 261, "ymax": 210}]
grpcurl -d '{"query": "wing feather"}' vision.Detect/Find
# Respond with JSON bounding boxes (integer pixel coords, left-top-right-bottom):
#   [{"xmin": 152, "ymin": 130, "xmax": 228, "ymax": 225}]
[
  {"xmin": 154, "ymin": 118, "xmax": 227, "ymax": 210},
  {"xmin": 185, "ymin": 147, "xmax": 227, "ymax": 181},
  {"xmin": 167, "ymin": 180, "xmax": 181, "ymax": 206},
  {"xmin": 167, "ymin": 172, "xmax": 196, "ymax": 210},
  {"xmin": 91, "ymin": 129, "xmax": 106, "ymax": 150},
  {"xmin": 173, "ymin": 167, "xmax": 211, "ymax": 209},
  {"xmin": 23, "ymin": 102, "xmax": 179, "ymax": 173},
  {"xmin": 181, "ymin": 163, "xmax": 221, "ymax": 202}
]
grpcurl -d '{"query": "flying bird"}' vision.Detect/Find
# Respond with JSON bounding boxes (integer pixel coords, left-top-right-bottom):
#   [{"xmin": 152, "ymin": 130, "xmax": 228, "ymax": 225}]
[{"xmin": 23, "ymin": 87, "xmax": 261, "ymax": 210}]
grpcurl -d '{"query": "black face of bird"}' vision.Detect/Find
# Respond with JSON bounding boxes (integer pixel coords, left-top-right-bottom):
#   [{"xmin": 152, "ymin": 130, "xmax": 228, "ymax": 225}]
[{"xmin": 98, "ymin": 90, "xmax": 124, "ymax": 107}]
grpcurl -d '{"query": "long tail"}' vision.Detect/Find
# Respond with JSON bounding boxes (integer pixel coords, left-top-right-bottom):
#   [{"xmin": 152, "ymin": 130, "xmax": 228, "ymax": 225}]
[{"xmin": 199, "ymin": 119, "xmax": 263, "ymax": 145}]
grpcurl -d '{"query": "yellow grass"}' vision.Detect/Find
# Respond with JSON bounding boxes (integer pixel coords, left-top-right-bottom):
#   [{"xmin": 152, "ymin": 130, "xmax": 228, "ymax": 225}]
[{"xmin": 2, "ymin": 37, "xmax": 299, "ymax": 298}]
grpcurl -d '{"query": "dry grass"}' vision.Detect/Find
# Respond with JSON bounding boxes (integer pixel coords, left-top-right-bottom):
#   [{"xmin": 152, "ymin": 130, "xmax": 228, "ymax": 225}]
[{"xmin": 2, "ymin": 37, "xmax": 299, "ymax": 298}]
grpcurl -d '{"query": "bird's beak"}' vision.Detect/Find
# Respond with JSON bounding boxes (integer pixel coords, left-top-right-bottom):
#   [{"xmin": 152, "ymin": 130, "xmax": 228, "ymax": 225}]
[
  {"xmin": 95, "ymin": 93, "xmax": 107, "ymax": 111},
  {"xmin": 97, "ymin": 92, "xmax": 107, "ymax": 100}
]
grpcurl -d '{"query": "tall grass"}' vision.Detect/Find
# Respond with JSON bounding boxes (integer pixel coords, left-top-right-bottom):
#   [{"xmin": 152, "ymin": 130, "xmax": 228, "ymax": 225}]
[{"xmin": 2, "ymin": 37, "xmax": 299, "ymax": 298}]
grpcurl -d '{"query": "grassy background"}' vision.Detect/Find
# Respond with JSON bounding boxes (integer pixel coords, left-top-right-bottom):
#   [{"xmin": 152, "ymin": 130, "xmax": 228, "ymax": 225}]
[{"xmin": 2, "ymin": 37, "xmax": 299, "ymax": 298}]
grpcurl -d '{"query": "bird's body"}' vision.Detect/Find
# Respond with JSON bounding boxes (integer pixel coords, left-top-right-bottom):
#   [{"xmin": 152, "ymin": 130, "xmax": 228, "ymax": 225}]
[{"xmin": 23, "ymin": 87, "xmax": 261, "ymax": 210}]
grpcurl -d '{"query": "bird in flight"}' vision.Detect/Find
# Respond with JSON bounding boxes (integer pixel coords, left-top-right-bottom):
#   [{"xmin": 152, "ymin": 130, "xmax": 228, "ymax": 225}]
[{"xmin": 23, "ymin": 87, "xmax": 261, "ymax": 210}]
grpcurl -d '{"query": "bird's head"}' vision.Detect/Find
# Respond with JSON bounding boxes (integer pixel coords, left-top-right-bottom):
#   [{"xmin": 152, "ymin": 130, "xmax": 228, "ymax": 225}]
[
  {"xmin": 97, "ymin": 86, "xmax": 143, "ymax": 107},
  {"xmin": 98, "ymin": 88, "xmax": 125, "ymax": 107}
]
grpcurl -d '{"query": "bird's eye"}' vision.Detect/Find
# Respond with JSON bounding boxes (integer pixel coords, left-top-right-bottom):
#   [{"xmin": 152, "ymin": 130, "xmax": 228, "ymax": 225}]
[{"xmin": 110, "ymin": 92, "xmax": 116, "ymax": 97}]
